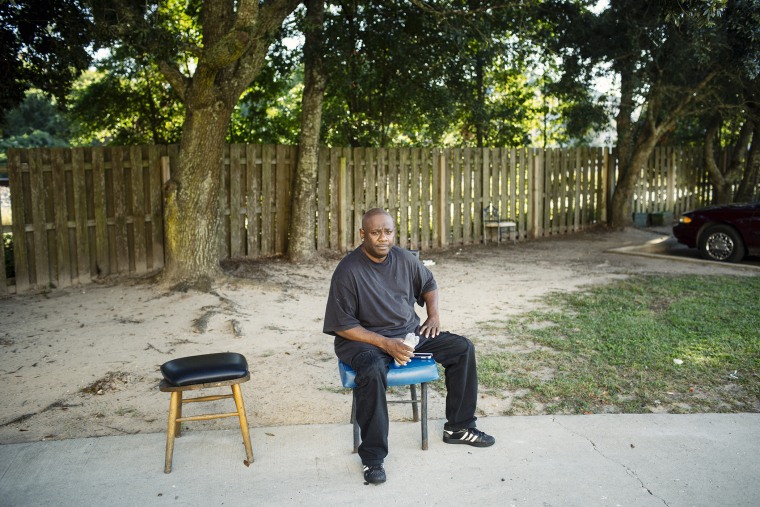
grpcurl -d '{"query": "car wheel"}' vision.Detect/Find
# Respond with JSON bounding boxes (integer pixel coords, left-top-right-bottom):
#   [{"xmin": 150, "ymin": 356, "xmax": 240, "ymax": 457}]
[{"xmin": 698, "ymin": 225, "xmax": 746, "ymax": 262}]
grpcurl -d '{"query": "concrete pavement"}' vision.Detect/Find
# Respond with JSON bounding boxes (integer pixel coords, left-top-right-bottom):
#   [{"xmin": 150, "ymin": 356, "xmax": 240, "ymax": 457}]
[{"xmin": 1, "ymin": 413, "xmax": 759, "ymax": 506}]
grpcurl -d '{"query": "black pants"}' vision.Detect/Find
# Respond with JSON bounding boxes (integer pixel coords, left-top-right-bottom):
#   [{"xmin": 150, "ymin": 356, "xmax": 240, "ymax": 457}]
[{"xmin": 335, "ymin": 331, "xmax": 479, "ymax": 466}]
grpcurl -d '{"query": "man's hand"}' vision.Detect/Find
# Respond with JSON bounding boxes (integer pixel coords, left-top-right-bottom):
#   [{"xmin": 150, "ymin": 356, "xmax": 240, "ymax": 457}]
[
  {"xmin": 420, "ymin": 314, "xmax": 440, "ymax": 338},
  {"xmin": 383, "ymin": 337, "xmax": 415, "ymax": 366},
  {"xmin": 420, "ymin": 290, "xmax": 441, "ymax": 338},
  {"xmin": 335, "ymin": 327, "xmax": 415, "ymax": 365}
]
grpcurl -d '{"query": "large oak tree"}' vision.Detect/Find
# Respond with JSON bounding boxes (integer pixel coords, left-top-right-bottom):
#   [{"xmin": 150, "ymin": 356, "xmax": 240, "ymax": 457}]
[{"xmin": 91, "ymin": 0, "xmax": 301, "ymax": 289}]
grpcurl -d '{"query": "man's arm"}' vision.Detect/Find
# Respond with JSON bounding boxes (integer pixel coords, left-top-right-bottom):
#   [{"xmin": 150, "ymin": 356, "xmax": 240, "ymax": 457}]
[
  {"xmin": 336, "ymin": 326, "xmax": 415, "ymax": 365},
  {"xmin": 419, "ymin": 289, "xmax": 441, "ymax": 338}
]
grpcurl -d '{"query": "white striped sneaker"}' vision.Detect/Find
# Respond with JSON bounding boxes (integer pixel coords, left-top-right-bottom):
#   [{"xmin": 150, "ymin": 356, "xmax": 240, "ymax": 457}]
[{"xmin": 443, "ymin": 427, "xmax": 495, "ymax": 447}]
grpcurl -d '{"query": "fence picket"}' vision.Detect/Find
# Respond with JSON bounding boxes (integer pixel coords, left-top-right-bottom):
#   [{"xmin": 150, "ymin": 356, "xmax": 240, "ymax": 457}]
[
  {"xmin": 317, "ymin": 147, "xmax": 330, "ymax": 251},
  {"xmin": 261, "ymin": 145, "xmax": 274, "ymax": 255},
  {"xmin": 147, "ymin": 146, "xmax": 164, "ymax": 270},
  {"xmin": 276, "ymin": 145, "xmax": 294, "ymax": 255},
  {"xmin": 91, "ymin": 148, "xmax": 109, "ymax": 276},
  {"xmin": 463, "ymin": 148, "xmax": 474, "ymax": 243},
  {"xmin": 128, "ymin": 146, "xmax": 147, "ymax": 274},
  {"xmin": 246, "ymin": 144, "xmax": 261, "ymax": 257},
  {"xmin": 420, "ymin": 149, "xmax": 432, "ymax": 250},
  {"xmin": 399, "ymin": 148, "xmax": 410, "ymax": 249},
  {"xmin": 327, "ymin": 148, "xmax": 340, "ymax": 250},
  {"xmin": 229, "ymin": 144, "xmax": 244, "ymax": 258},
  {"xmin": 29, "ymin": 149, "xmax": 49, "ymax": 288},
  {"xmin": 110, "ymin": 147, "xmax": 130, "ymax": 274},
  {"xmin": 50, "ymin": 149, "xmax": 70, "ymax": 287}
]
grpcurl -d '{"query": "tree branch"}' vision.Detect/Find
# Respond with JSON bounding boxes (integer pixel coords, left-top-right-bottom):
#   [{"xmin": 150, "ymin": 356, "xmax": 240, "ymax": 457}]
[
  {"xmin": 725, "ymin": 119, "xmax": 754, "ymax": 182},
  {"xmin": 256, "ymin": 0, "xmax": 303, "ymax": 39},
  {"xmin": 235, "ymin": 0, "xmax": 260, "ymax": 29},
  {"xmin": 703, "ymin": 119, "xmax": 724, "ymax": 184},
  {"xmin": 648, "ymin": 69, "xmax": 722, "ymax": 139},
  {"xmin": 668, "ymin": 69, "xmax": 720, "ymax": 123},
  {"xmin": 158, "ymin": 61, "xmax": 190, "ymax": 102},
  {"xmin": 227, "ymin": 0, "xmax": 302, "ymax": 89},
  {"xmin": 202, "ymin": 30, "xmax": 252, "ymax": 70}
]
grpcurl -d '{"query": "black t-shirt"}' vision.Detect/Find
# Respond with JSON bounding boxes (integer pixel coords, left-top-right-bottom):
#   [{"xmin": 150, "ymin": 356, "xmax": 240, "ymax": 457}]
[{"xmin": 323, "ymin": 246, "xmax": 437, "ymax": 339}]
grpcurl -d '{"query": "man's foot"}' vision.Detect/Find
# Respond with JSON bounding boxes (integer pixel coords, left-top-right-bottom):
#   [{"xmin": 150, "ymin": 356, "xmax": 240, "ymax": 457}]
[
  {"xmin": 363, "ymin": 464, "xmax": 386, "ymax": 484},
  {"xmin": 443, "ymin": 427, "xmax": 495, "ymax": 447}
]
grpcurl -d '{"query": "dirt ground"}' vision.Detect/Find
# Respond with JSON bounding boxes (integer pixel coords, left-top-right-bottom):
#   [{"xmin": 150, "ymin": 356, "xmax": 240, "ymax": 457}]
[{"xmin": 1, "ymin": 226, "xmax": 757, "ymax": 445}]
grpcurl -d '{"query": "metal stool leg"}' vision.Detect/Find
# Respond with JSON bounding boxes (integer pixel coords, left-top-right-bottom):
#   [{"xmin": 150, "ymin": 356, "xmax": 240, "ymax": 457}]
[
  {"xmin": 231, "ymin": 384, "xmax": 254, "ymax": 466},
  {"xmin": 351, "ymin": 391, "xmax": 360, "ymax": 453},
  {"xmin": 410, "ymin": 384, "xmax": 419, "ymax": 421},
  {"xmin": 421, "ymin": 382, "xmax": 429, "ymax": 450}
]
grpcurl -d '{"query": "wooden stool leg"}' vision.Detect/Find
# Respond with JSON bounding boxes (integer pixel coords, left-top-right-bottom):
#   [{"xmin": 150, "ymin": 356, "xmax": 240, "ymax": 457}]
[
  {"xmin": 410, "ymin": 384, "xmax": 419, "ymax": 421},
  {"xmin": 351, "ymin": 390, "xmax": 360, "ymax": 453},
  {"xmin": 231, "ymin": 384, "xmax": 254, "ymax": 466},
  {"xmin": 164, "ymin": 391, "xmax": 181, "ymax": 473},
  {"xmin": 175, "ymin": 393, "xmax": 183, "ymax": 438},
  {"xmin": 421, "ymin": 382, "xmax": 429, "ymax": 450}
]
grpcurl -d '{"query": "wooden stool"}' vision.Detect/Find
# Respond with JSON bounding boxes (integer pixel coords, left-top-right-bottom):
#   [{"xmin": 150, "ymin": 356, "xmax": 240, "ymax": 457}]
[
  {"xmin": 339, "ymin": 356, "xmax": 440, "ymax": 451},
  {"xmin": 159, "ymin": 352, "xmax": 253, "ymax": 473}
]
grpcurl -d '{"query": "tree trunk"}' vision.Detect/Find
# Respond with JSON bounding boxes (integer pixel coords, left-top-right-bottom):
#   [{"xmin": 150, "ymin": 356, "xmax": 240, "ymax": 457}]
[
  {"xmin": 289, "ymin": 0, "xmax": 327, "ymax": 262},
  {"xmin": 735, "ymin": 123, "xmax": 760, "ymax": 203},
  {"xmin": 608, "ymin": 63, "xmax": 638, "ymax": 228},
  {"xmin": 703, "ymin": 119, "xmax": 733, "ymax": 205},
  {"xmin": 162, "ymin": 104, "xmax": 234, "ymax": 290},
  {"xmin": 609, "ymin": 134, "xmax": 660, "ymax": 229},
  {"xmin": 704, "ymin": 118, "xmax": 754, "ymax": 205}
]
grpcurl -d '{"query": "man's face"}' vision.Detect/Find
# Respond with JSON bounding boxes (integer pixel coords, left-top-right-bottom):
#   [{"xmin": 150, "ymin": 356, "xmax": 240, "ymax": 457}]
[{"xmin": 361, "ymin": 213, "xmax": 395, "ymax": 261}]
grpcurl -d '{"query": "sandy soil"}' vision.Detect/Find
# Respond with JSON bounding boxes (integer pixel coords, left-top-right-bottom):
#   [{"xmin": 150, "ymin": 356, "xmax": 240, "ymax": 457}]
[{"xmin": 1, "ymin": 227, "xmax": 756, "ymax": 445}]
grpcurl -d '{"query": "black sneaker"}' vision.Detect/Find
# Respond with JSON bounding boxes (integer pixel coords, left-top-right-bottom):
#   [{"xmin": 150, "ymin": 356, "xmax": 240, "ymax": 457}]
[
  {"xmin": 443, "ymin": 427, "xmax": 495, "ymax": 447},
  {"xmin": 363, "ymin": 464, "xmax": 386, "ymax": 484}
]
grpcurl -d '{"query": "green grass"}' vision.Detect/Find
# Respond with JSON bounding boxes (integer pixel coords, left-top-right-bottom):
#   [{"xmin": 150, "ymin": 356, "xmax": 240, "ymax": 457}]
[{"xmin": 476, "ymin": 275, "xmax": 760, "ymax": 415}]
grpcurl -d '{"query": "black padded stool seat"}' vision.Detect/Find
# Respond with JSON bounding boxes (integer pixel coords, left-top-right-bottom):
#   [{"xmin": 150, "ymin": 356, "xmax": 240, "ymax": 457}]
[
  {"xmin": 161, "ymin": 352, "xmax": 248, "ymax": 386},
  {"xmin": 159, "ymin": 352, "xmax": 253, "ymax": 473}
]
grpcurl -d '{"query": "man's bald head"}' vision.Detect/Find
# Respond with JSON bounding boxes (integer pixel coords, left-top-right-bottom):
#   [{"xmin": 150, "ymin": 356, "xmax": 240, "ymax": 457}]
[{"xmin": 362, "ymin": 208, "xmax": 393, "ymax": 230}]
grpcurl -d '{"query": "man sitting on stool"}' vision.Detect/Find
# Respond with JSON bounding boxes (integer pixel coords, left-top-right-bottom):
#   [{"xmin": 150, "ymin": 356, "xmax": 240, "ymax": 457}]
[{"xmin": 323, "ymin": 208, "xmax": 495, "ymax": 485}]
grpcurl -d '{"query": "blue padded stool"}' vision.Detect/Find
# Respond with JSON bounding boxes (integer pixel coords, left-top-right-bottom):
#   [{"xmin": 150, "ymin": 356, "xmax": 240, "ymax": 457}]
[
  {"xmin": 159, "ymin": 352, "xmax": 253, "ymax": 473},
  {"xmin": 339, "ymin": 356, "xmax": 439, "ymax": 452}
]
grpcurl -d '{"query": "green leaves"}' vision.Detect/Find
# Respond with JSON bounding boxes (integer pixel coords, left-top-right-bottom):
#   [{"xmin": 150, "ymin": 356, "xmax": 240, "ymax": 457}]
[{"xmin": 0, "ymin": 0, "xmax": 94, "ymax": 121}]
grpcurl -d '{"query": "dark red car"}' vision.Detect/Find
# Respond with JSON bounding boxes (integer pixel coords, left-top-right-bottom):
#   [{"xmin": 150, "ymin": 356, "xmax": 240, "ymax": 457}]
[{"xmin": 673, "ymin": 202, "xmax": 760, "ymax": 262}]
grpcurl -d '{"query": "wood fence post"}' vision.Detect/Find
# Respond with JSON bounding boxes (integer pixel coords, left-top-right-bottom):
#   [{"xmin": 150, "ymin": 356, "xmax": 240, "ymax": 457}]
[
  {"xmin": 161, "ymin": 156, "xmax": 171, "ymax": 185},
  {"xmin": 531, "ymin": 150, "xmax": 542, "ymax": 239},
  {"xmin": 667, "ymin": 150, "xmax": 676, "ymax": 213},
  {"xmin": 600, "ymin": 147, "xmax": 609, "ymax": 224},
  {"xmin": 8, "ymin": 154, "xmax": 30, "ymax": 292},
  {"xmin": 438, "ymin": 153, "xmax": 447, "ymax": 247},
  {"xmin": 29, "ymin": 149, "xmax": 50, "ymax": 289},
  {"xmin": 159, "ymin": 154, "xmax": 171, "ymax": 269},
  {"xmin": 604, "ymin": 147, "xmax": 615, "ymax": 225},
  {"xmin": 338, "ymin": 156, "xmax": 348, "ymax": 252}
]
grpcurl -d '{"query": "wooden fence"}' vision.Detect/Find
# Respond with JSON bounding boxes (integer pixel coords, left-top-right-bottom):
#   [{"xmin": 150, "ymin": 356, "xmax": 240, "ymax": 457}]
[
  {"xmin": 1, "ymin": 144, "xmax": 712, "ymax": 294},
  {"xmin": 629, "ymin": 146, "xmax": 714, "ymax": 217}
]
